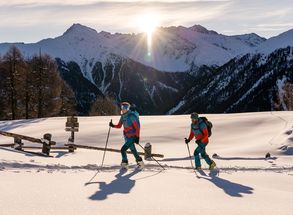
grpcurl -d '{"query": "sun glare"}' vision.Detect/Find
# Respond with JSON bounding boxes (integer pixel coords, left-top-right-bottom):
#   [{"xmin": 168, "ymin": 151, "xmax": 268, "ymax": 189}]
[{"xmin": 138, "ymin": 13, "xmax": 160, "ymax": 57}]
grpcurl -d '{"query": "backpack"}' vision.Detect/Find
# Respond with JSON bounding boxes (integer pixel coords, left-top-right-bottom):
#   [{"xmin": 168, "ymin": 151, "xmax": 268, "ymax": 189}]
[
  {"xmin": 199, "ymin": 117, "xmax": 213, "ymax": 137},
  {"xmin": 129, "ymin": 111, "xmax": 140, "ymax": 127}
]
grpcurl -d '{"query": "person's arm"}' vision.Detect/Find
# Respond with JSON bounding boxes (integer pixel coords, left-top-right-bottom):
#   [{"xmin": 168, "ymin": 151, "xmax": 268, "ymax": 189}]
[
  {"xmin": 110, "ymin": 117, "xmax": 122, "ymax": 128},
  {"xmin": 187, "ymin": 128, "xmax": 194, "ymax": 141},
  {"xmin": 114, "ymin": 120, "xmax": 122, "ymax": 128}
]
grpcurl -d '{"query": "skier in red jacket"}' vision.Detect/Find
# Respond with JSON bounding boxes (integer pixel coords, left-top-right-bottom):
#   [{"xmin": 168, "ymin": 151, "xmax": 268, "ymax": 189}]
[{"xmin": 185, "ymin": 113, "xmax": 216, "ymax": 170}]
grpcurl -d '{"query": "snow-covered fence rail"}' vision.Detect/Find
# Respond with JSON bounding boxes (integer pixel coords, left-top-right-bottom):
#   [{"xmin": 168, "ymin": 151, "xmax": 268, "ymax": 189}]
[
  {"xmin": 0, "ymin": 131, "xmax": 58, "ymax": 156},
  {"xmin": 65, "ymin": 143, "xmax": 164, "ymax": 158}
]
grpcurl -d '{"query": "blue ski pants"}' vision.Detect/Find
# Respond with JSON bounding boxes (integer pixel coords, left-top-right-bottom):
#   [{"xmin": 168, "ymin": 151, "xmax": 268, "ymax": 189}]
[
  {"xmin": 121, "ymin": 136, "xmax": 141, "ymax": 162},
  {"xmin": 194, "ymin": 142, "xmax": 212, "ymax": 168}
]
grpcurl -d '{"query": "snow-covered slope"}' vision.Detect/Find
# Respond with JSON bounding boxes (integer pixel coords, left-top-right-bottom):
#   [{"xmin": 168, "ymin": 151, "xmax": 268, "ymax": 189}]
[
  {"xmin": 0, "ymin": 112, "xmax": 293, "ymax": 215},
  {"xmin": 231, "ymin": 33, "xmax": 266, "ymax": 47},
  {"xmin": 256, "ymin": 29, "xmax": 293, "ymax": 54},
  {"xmin": 0, "ymin": 24, "xmax": 265, "ymax": 73}
]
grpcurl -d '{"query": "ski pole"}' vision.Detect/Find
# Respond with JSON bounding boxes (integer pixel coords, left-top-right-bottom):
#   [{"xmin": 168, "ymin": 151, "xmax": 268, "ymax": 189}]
[
  {"xmin": 100, "ymin": 122, "xmax": 112, "ymax": 169},
  {"xmin": 85, "ymin": 121, "xmax": 112, "ymax": 185},
  {"xmin": 186, "ymin": 144, "xmax": 199, "ymax": 177},
  {"xmin": 138, "ymin": 143, "xmax": 165, "ymax": 170},
  {"xmin": 186, "ymin": 143, "xmax": 195, "ymax": 169}
]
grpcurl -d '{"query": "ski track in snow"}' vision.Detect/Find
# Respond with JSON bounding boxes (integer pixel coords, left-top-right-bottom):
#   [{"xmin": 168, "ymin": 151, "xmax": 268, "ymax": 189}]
[{"xmin": 1, "ymin": 160, "xmax": 293, "ymax": 174}]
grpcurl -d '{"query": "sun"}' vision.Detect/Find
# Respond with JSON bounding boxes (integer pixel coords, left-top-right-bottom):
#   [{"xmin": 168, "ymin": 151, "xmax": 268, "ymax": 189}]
[
  {"xmin": 141, "ymin": 15, "xmax": 158, "ymax": 34},
  {"xmin": 138, "ymin": 13, "xmax": 160, "ymax": 56},
  {"xmin": 140, "ymin": 14, "xmax": 158, "ymax": 35}
]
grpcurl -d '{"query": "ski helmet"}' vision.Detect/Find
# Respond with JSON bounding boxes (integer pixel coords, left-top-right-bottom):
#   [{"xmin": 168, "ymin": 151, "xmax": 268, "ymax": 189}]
[{"xmin": 190, "ymin": 112, "xmax": 199, "ymax": 120}]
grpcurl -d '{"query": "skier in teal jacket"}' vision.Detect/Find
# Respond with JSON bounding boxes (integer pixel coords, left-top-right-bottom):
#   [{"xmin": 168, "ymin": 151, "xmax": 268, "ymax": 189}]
[
  {"xmin": 109, "ymin": 102, "xmax": 143, "ymax": 168},
  {"xmin": 185, "ymin": 112, "xmax": 216, "ymax": 170}
]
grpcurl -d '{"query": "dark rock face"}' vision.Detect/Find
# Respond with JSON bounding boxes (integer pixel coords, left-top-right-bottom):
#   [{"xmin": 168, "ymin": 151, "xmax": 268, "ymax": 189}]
[
  {"xmin": 91, "ymin": 56, "xmax": 195, "ymax": 114},
  {"xmin": 57, "ymin": 56, "xmax": 195, "ymax": 115},
  {"xmin": 170, "ymin": 47, "xmax": 293, "ymax": 114},
  {"xmin": 56, "ymin": 47, "xmax": 293, "ymax": 115},
  {"xmin": 56, "ymin": 58, "xmax": 104, "ymax": 115}
]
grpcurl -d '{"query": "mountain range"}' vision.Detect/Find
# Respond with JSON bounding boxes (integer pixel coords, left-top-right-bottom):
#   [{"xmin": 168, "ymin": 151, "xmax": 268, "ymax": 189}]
[{"xmin": 0, "ymin": 24, "xmax": 292, "ymax": 114}]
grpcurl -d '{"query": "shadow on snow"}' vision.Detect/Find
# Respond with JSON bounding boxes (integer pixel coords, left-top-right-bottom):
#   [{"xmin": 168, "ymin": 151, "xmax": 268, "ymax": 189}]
[
  {"xmin": 199, "ymin": 170, "xmax": 254, "ymax": 197},
  {"xmin": 88, "ymin": 168, "xmax": 141, "ymax": 201},
  {"xmin": 0, "ymin": 146, "xmax": 69, "ymax": 158},
  {"xmin": 0, "ymin": 118, "xmax": 46, "ymax": 132}
]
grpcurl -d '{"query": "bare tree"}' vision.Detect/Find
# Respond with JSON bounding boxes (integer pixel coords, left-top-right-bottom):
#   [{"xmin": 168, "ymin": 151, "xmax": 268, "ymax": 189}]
[
  {"xmin": 274, "ymin": 81, "xmax": 293, "ymax": 111},
  {"xmin": 283, "ymin": 82, "xmax": 293, "ymax": 111},
  {"xmin": 0, "ymin": 55, "xmax": 6, "ymax": 119},
  {"xmin": 89, "ymin": 96, "xmax": 119, "ymax": 116},
  {"xmin": 1, "ymin": 46, "xmax": 27, "ymax": 119},
  {"xmin": 28, "ymin": 53, "xmax": 61, "ymax": 117},
  {"xmin": 58, "ymin": 81, "xmax": 76, "ymax": 116},
  {"xmin": 0, "ymin": 47, "xmax": 79, "ymax": 120}
]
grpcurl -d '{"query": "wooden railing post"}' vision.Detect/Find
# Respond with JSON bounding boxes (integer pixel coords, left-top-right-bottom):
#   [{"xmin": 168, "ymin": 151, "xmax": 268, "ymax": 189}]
[
  {"xmin": 65, "ymin": 116, "xmax": 79, "ymax": 153},
  {"xmin": 42, "ymin": 133, "xmax": 52, "ymax": 156},
  {"xmin": 144, "ymin": 142, "xmax": 152, "ymax": 160},
  {"xmin": 14, "ymin": 137, "xmax": 23, "ymax": 150}
]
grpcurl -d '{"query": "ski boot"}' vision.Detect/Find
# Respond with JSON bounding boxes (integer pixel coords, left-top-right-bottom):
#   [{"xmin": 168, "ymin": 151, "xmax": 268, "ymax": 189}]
[
  {"xmin": 136, "ymin": 157, "xmax": 144, "ymax": 170},
  {"xmin": 209, "ymin": 161, "xmax": 217, "ymax": 170},
  {"xmin": 121, "ymin": 160, "xmax": 129, "ymax": 170},
  {"xmin": 195, "ymin": 166, "xmax": 202, "ymax": 171}
]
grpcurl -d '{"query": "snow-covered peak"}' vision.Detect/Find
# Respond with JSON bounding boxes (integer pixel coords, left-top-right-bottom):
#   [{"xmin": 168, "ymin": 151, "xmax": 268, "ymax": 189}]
[
  {"xmin": 98, "ymin": 31, "xmax": 113, "ymax": 39},
  {"xmin": 188, "ymin": 24, "xmax": 218, "ymax": 35},
  {"xmin": 160, "ymin": 24, "xmax": 217, "ymax": 35},
  {"xmin": 63, "ymin": 23, "xmax": 98, "ymax": 36},
  {"xmin": 232, "ymin": 33, "xmax": 266, "ymax": 47},
  {"xmin": 256, "ymin": 29, "xmax": 293, "ymax": 54},
  {"xmin": 0, "ymin": 23, "xmax": 270, "ymax": 73}
]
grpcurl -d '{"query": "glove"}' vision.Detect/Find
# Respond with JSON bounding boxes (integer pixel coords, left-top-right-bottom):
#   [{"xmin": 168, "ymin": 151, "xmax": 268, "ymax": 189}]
[
  {"xmin": 196, "ymin": 140, "xmax": 201, "ymax": 144},
  {"xmin": 109, "ymin": 120, "xmax": 114, "ymax": 127},
  {"xmin": 184, "ymin": 138, "xmax": 190, "ymax": 144},
  {"xmin": 134, "ymin": 136, "xmax": 140, "ymax": 144}
]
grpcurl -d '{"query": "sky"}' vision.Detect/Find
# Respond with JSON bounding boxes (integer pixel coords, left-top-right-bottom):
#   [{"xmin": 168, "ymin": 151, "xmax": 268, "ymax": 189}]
[{"xmin": 0, "ymin": 0, "xmax": 293, "ymax": 43}]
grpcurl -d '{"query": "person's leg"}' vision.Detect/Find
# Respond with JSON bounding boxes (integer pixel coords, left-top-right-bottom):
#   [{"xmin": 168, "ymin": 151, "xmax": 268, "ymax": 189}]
[
  {"xmin": 194, "ymin": 146, "xmax": 203, "ymax": 168},
  {"xmin": 128, "ymin": 137, "xmax": 142, "ymax": 162},
  {"xmin": 121, "ymin": 139, "xmax": 131, "ymax": 163},
  {"xmin": 199, "ymin": 143, "xmax": 212, "ymax": 166},
  {"xmin": 199, "ymin": 143, "xmax": 216, "ymax": 169}
]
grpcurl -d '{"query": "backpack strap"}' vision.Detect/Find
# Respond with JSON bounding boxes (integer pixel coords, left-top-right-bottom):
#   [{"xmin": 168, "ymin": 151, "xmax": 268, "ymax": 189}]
[{"xmin": 198, "ymin": 117, "xmax": 207, "ymax": 136}]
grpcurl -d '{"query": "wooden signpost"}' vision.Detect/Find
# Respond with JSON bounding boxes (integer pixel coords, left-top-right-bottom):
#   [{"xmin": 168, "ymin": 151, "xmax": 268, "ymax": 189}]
[{"xmin": 65, "ymin": 116, "xmax": 79, "ymax": 152}]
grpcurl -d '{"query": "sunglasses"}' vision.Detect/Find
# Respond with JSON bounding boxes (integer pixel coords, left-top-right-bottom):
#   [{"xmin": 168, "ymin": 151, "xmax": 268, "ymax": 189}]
[{"xmin": 121, "ymin": 104, "xmax": 130, "ymax": 111}]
